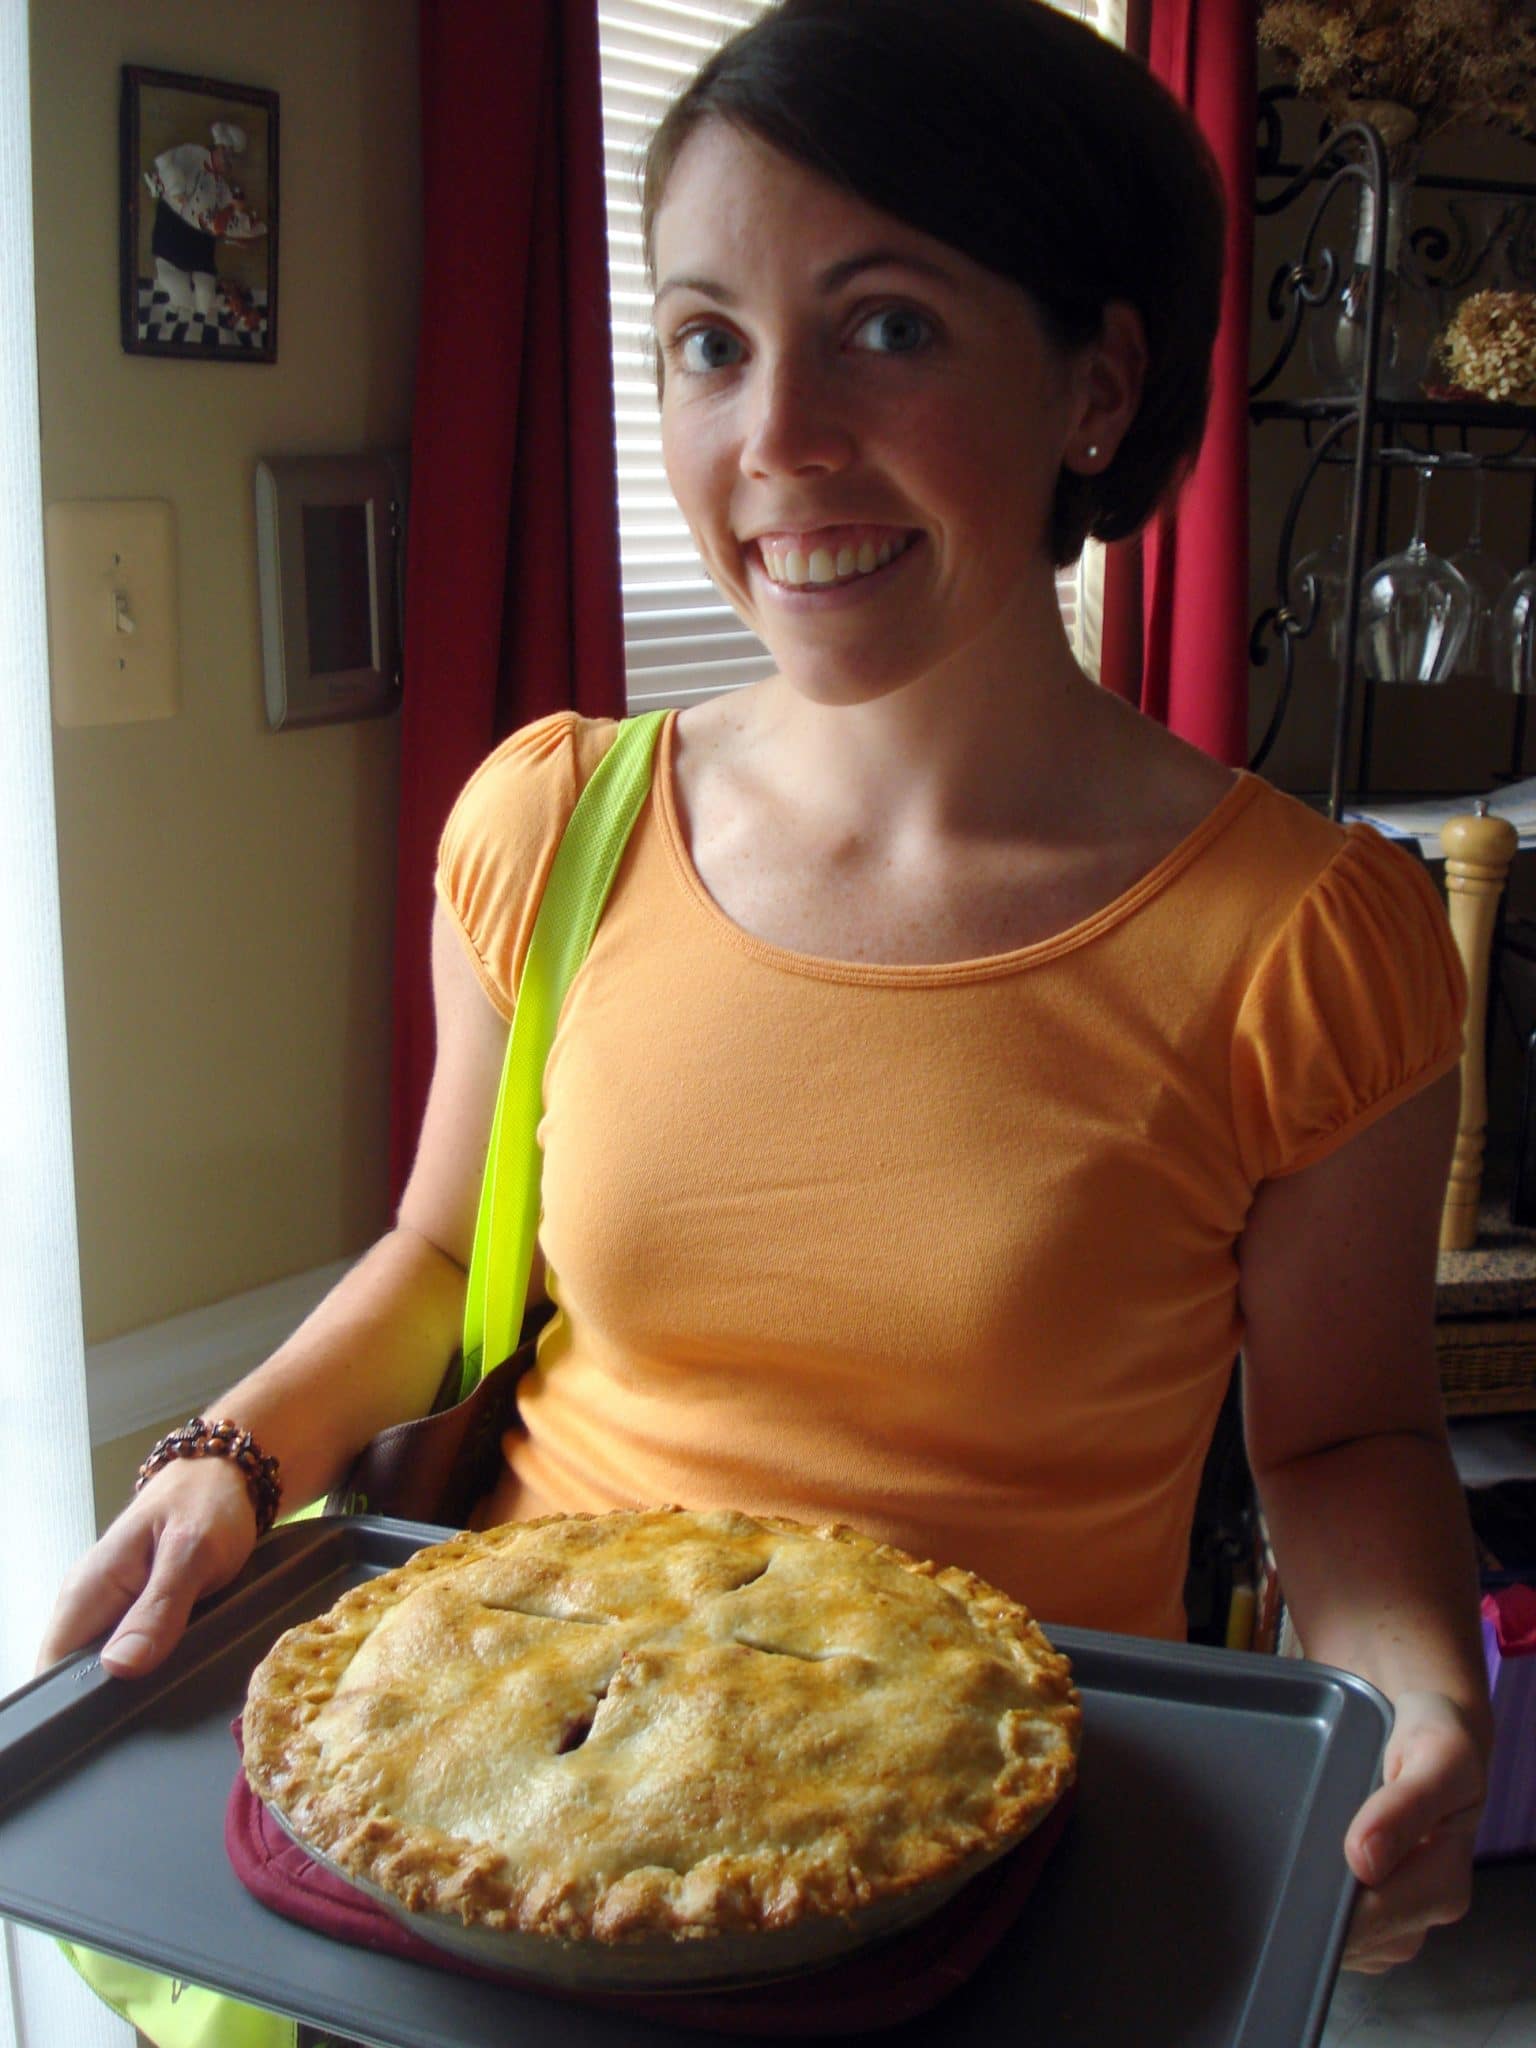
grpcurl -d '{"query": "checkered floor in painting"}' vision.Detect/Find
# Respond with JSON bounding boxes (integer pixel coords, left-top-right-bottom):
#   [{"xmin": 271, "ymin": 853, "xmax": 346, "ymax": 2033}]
[{"xmin": 134, "ymin": 281, "xmax": 268, "ymax": 351}]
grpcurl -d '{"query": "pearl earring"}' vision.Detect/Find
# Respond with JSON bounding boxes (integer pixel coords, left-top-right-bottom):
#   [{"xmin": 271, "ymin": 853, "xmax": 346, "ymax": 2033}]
[{"xmin": 1085, "ymin": 444, "xmax": 1100, "ymax": 461}]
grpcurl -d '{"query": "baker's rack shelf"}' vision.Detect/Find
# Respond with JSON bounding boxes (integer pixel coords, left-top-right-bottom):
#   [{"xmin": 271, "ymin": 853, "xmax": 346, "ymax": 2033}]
[{"xmin": 1251, "ymin": 86, "xmax": 1536, "ymax": 821}]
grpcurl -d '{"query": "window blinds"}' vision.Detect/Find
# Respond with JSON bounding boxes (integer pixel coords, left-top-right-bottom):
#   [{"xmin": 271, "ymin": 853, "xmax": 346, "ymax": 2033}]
[{"xmin": 598, "ymin": 0, "xmax": 1130, "ymax": 710}]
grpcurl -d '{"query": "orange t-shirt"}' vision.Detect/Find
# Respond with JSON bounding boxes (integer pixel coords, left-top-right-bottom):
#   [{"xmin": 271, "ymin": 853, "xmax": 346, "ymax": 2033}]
[{"xmin": 436, "ymin": 711, "xmax": 1465, "ymax": 1640}]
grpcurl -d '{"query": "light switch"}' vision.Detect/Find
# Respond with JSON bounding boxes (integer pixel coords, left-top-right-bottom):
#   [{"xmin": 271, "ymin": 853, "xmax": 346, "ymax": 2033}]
[{"xmin": 45, "ymin": 499, "xmax": 180, "ymax": 726}]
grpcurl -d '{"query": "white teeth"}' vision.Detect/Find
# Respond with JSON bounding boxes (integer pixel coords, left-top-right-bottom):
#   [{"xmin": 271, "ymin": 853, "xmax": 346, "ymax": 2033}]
[{"xmin": 759, "ymin": 533, "xmax": 912, "ymax": 590}]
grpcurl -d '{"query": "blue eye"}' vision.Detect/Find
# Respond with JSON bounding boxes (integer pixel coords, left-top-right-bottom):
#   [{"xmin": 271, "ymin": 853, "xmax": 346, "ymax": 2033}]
[
  {"xmin": 853, "ymin": 307, "xmax": 933, "ymax": 354},
  {"xmin": 677, "ymin": 326, "xmax": 743, "ymax": 373}
]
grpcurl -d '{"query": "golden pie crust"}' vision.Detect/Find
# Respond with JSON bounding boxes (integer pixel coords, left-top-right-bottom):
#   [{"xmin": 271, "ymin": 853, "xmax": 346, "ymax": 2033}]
[{"xmin": 243, "ymin": 1508, "xmax": 1079, "ymax": 1961}]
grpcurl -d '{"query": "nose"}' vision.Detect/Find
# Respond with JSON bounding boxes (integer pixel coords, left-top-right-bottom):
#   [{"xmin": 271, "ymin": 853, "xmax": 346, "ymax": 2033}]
[{"xmin": 739, "ymin": 353, "xmax": 855, "ymax": 480}]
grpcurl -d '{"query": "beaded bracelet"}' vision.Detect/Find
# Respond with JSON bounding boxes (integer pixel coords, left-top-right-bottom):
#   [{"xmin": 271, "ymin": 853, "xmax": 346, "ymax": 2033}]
[{"xmin": 135, "ymin": 1417, "xmax": 283, "ymax": 1538}]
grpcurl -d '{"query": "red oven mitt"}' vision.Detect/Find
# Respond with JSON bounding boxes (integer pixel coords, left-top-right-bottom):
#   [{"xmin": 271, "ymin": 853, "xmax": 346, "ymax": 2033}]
[{"xmin": 226, "ymin": 1721, "xmax": 1074, "ymax": 2037}]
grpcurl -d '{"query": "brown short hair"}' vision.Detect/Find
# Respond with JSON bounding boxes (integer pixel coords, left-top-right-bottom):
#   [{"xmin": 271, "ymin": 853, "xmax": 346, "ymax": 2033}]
[{"xmin": 642, "ymin": 0, "xmax": 1226, "ymax": 567}]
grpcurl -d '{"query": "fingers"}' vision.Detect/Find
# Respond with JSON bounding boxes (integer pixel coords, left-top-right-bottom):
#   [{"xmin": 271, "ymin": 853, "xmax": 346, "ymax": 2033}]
[
  {"xmin": 1344, "ymin": 1696, "xmax": 1486, "ymax": 1891},
  {"xmin": 99, "ymin": 1522, "xmax": 223, "ymax": 1676},
  {"xmin": 35, "ymin": 1525, "xmax": 152, "ymax": 1674},
  {"xmin": 1347, "ymin": 1772, "xmax": 1485, "ymax": 1893},
  {"xmin": 1343, "ymin": 1823, "xmax": 1477, "ymax": 1972},
  {"xmin": 35, "ymin": 1460, "xmax": 258, "ymax": 1680},
  {"xmin": 1339, "ymin": 1691, "xmax": 1486, "ymax": 1975}
]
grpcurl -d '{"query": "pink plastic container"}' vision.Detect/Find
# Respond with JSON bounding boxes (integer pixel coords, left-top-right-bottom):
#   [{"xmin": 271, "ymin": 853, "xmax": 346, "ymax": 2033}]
[{"xmin": 1474, "ymin": 1583, "xmax": 1536, "ymax": 1861}]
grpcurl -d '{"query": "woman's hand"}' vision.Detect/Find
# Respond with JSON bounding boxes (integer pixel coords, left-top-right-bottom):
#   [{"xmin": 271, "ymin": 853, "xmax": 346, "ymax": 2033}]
[
  {"xmin": 1341, "ymin": 1689, "xmax": 1487, "ymax": 1972},
  {"xmin": 36, "ymin": 1457, "xmax": 261, "ymax": 1680}
]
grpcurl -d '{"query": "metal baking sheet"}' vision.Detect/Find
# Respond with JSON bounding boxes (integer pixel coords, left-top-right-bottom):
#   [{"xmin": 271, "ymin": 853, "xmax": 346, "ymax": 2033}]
[{"xmin": 0, "ymin": 1516, "xmax": 1389, "ymax": 2047}]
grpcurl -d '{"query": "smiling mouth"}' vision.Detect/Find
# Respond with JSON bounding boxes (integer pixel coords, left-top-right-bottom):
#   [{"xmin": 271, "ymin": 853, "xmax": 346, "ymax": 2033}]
[{"xmin": 753, "ymin": 525, "xmax": 919, "ymax": 592}]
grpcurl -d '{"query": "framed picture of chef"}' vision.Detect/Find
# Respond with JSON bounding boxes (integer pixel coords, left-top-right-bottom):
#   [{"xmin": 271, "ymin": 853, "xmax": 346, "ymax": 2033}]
[{"xmin": 120, "ymin": 67, "xmax": 279, "ymax": 362}]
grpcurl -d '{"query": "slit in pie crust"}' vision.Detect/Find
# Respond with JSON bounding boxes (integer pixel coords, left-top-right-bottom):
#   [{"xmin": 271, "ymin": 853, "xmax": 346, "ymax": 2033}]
[{"xmin": 242, "ymin": 1508, "xmax": 1080, "ymax": 1986}]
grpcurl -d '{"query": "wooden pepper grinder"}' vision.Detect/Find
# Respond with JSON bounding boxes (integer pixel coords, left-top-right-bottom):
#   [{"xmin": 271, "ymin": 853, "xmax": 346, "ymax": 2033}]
[{"xmin": 1440, "ymin": 802, "xmax": 1520, "ymax": 1251}]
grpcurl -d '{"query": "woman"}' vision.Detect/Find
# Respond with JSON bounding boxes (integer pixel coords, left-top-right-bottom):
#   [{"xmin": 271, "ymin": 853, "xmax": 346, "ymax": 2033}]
[{"xmin": 44, "ymin": 0, "xmax": 1489, "ymax": 1979}]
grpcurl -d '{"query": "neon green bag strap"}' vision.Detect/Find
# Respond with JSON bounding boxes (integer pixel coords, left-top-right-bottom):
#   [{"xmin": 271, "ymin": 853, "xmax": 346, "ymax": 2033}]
[
  {"xmin": 458, "ymin": 709, "xmax": 665, "ymax": 1400},
  {"xmin": 59, "ymin": 1941, "xmax": 298, "ymax": 2048}
]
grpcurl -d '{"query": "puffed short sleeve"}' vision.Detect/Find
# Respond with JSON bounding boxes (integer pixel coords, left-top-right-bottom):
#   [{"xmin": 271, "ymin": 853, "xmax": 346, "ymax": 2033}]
[
  {"xmin": 1230, "ymin": 825, "xmax": 1467, "ymax": 1183},
  {"xmin": 434, "ymin": 711, "xmax": 619, "ymax": 1019}
]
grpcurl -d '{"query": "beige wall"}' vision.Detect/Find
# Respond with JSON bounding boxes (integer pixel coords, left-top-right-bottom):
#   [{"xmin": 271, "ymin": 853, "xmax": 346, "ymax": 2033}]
[
  {"xmin": 33, "ymin": 0, "xmax": 421, "ymax": 1370},
  {"xmin": 94, "ymin": 1426, "xmax": 166, "ymax": 1534}
]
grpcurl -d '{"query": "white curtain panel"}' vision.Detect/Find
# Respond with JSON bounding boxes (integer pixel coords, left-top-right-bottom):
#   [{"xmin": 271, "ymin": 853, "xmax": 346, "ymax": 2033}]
[{"xmin": 0, "ymin": 0, "xmax": 132, "ymax": 2039}]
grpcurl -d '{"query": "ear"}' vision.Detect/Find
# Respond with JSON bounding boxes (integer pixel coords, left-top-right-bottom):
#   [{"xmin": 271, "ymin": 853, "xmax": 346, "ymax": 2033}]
[{"xmin": 1069, "ymin": 301, "xmax": 1147, "ymax": 470}]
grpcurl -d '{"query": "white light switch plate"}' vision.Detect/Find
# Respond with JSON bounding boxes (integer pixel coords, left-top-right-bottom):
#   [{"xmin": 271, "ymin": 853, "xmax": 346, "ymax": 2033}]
[{"xmin": 45, "ymin": 499, "xmax": 180, "ymax": 726}]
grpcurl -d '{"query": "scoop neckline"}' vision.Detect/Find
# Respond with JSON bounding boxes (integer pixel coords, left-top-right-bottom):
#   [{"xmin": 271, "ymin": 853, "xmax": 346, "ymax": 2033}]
[{"xmin": 651, "ymin": 708, "xmax": 1264, "ymax": 987}]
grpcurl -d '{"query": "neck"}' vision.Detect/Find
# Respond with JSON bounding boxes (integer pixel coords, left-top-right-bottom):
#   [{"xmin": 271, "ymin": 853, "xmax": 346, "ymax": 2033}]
[{"xmin": 750, "ymin": 595, "xmax": 1114, "ymax": 842}]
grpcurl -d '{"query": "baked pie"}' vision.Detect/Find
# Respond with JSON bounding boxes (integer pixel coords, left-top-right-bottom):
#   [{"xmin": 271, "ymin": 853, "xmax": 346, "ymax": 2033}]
[{"xmin": 242, "ymin": 1507, "xmax": 1080, "ymax": 1988}]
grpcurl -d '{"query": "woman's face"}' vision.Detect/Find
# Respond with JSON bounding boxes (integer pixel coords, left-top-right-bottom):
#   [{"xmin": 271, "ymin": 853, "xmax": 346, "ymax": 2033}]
[{"xmin": 651, "ymin": 121, "xmax": 1096, "ymax": 705}]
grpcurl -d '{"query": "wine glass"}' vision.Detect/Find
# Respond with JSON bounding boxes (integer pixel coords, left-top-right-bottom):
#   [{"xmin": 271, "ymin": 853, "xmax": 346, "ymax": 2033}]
[
  {"xmin": 1356, "ymin": 464, "xmax": 1474, "ymax": 685},
  {"xmin": 1448, "ymin": 468, "xmax": 1513, "ymax": 678},
  {"xmin": 1292, "ymin": 530, "xmax": 1350, "ymax": 664},
  {"xmin": 1491, "ymin": 565, "xmax": 1536, "ymax": 695}
]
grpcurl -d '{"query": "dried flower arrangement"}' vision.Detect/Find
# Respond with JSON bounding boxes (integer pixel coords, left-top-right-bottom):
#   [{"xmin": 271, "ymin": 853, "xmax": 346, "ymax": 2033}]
[
  {"xmin": 1258, "ymin": 2, "xmax": 1536, "ymax": 171},
  {"xmin": 1431, "ymin": 287, "xmax": 1536, "ymax": 401}
]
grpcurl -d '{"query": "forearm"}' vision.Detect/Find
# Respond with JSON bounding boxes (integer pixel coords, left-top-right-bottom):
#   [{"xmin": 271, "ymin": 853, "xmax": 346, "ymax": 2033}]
[
  {"xmin": 207, "ymin": 1222, "xmax": 468, "ymax": 1515},
  {"xmin": 1254, "ymin": 1427, "xmax": 1493, "ymax": 1755}
]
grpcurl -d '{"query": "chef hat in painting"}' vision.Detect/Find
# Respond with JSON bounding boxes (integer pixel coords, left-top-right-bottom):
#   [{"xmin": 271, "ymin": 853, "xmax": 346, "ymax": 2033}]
[{"xmin": 210, "ymin": 121, "xmax": 247, "ymax": 152}]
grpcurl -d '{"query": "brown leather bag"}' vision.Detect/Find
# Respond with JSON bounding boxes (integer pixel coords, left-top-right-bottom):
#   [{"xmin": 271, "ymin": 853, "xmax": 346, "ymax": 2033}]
[{"xmin": 321, "ymin": 1303, "xmax": 555, "ymax": 1526}]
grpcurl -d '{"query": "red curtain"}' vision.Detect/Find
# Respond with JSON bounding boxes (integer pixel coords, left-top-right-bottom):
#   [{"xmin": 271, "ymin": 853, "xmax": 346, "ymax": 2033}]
[
  {"xmin": 389, "ymin": 0, "xmax": 627, "ymax": 1202},
  {"xmin": 1100, "ymin": 0, "xmax": 1254, "ymax": 768}
]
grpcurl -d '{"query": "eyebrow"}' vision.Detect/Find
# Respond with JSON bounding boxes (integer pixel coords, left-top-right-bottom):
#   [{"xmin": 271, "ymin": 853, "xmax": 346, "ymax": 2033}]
[{"xmin": 653, "ymin": 247, "xmax": 959, "ymax": 306}]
